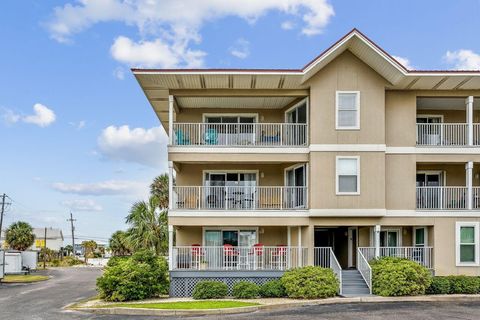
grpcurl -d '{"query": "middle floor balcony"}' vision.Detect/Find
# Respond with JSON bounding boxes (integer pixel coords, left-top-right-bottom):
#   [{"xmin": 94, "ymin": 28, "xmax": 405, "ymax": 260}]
[{"xmin": 173, "ymin": 186, "xmax": 307, "ymax": 210}]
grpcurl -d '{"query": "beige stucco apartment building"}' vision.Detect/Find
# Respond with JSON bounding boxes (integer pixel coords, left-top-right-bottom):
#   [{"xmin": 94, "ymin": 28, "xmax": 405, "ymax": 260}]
[{"xmin": 133, "ymin": 29, "xmax": 480, "ymax": 296}]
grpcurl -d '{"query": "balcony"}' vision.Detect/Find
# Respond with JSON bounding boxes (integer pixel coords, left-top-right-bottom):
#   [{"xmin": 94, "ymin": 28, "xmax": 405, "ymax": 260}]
[
  {"xmin": 172, "ymin": 123, "xmax": 307, "ymax": 147},
  {"xmin": 172, "ymin": 186, "xmax": 307, "ymax": 210},
  {"xmin": 416, "ymin": 123, "xmax": 480, "ymax": 146},
  {"xmin": 416, "ymin": 186, "xmax": 480, "ymax": 210},
  {"xmin": 172, "ymin": 246, "xmax": 307, "ymax": 271}
]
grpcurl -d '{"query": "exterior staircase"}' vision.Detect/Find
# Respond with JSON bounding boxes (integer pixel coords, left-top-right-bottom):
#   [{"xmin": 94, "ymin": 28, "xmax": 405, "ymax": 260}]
[{"xmin": 341, "ymin": 269, "xmax": 371, "ymax": 297}]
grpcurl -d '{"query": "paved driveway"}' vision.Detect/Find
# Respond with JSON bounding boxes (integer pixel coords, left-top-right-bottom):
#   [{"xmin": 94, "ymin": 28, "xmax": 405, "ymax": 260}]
[{"xmin": 1, "ymin": 268, "xmax": 480, "ymax": 319}]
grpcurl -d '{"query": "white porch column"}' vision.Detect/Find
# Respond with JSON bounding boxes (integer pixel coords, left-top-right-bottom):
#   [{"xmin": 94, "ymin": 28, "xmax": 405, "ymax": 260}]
[
  {"xmin": 297, "ymin": 226, "xmax": 302, "ymax": 266},
  {"xmin": 168, "ymin": 161, "xmax": 174, "ymax": 210},
  {"xmin": 168, "ymin": 95, "xmax": 174, "ymax": 145},
  {"xmin": 374, "ymin": 225, "xmax": 381, "ymax": 258},
  {"xmin": 466, "ymin": 96, "xmax": 474, "ymax": 146},
  {"xmin": 466, "ymin": 161, "xmax": 474, "ymax": 210},
  {"xmin": 168, "ymin": 225, "xmax": 174, "ymax": 271}
]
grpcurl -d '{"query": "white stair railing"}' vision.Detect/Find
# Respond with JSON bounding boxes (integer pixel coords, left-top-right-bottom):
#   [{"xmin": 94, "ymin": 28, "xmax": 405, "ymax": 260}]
[
  {"xmin": 357, "ymin": 248, "xmax": 372, "ymax": 294},
  {"xmin": 172, "ymin": 122, "xmax": 307, "ymax": 147},
  {"xmin": 329, "ymin": 248, "xmax": 342, "ymax": 295}
]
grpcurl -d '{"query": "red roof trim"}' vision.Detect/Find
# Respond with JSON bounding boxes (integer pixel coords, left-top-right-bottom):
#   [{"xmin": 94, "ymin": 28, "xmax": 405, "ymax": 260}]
[{"xmin": 131, "ymin": 29, "xmax": 480, "ymax": 75}]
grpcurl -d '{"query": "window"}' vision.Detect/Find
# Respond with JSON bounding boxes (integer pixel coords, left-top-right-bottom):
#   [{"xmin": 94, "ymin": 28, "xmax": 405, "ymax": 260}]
[
  {"xmin": 456, "ymin": 222, "xmax": 479, "ymax": 266},
  {"xmin": 414, "ymin": 227, "xmax": 427, "ymax": 247},
  {"xmin": 336, "ymin": 91, "xmax": 360, "ymax": 129},
  {"xmin": 336, "ymin": 157, "xmax": 360, "ymax": 195}
]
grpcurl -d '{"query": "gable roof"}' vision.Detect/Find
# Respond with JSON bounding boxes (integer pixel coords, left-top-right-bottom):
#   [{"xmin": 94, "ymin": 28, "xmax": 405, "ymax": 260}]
[{"xmin": 133, "ymin": 28, "xmax": 480, "ymax": 91}]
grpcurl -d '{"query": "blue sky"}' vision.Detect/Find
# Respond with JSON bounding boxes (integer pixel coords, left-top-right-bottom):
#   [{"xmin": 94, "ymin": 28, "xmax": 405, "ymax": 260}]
[{"xmin": 1, "ymin": 0, "xmax": 480, "ymax": 244}]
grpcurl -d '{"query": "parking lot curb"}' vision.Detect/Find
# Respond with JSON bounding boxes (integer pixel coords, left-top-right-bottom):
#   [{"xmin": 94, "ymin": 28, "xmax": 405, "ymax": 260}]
[{"xmin": 72, "ymin": 295, "xmax": 480, "ymax": 317}]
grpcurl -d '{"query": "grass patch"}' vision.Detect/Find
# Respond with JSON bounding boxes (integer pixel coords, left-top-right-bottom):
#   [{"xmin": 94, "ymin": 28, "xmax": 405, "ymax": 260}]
[
  {"xmin": 1, "ymin": 275, "xmax": 49, "ymax": 283},
  {"xmin": 97, "ymin": 300, "xmax": 259, "ymax": 310}
]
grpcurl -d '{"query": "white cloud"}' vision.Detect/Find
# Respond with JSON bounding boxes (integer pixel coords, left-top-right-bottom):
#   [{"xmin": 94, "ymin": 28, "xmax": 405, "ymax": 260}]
[
  {"xmin": 69, "ymin": 120, "xmax": 86, "ymax": 129},
  {"xmin": 111, "ymin": 36, "xmax": 205, "ymax": 68},
  {"xmin": 2, "ymin": 103, "xmax": 56, "ymax": 127},
  {"xmin": 52, "ymin": 180, "xmax": 146, "ymax": 196},
  {"xmin": 392, "ymin": 55, "xmax": 414, "ymax": 70},
  {"xmin": 47, "ymin": 0, "xmax": 335, "ymax": 67},
  {"xmin": 61, "ymin": 199, "xmax": 103, "ymax": 211},
  {"xmin": 281, "ymin": 21, "xmax": 295, "ymax": 30},
  {"xmin": 444, "ymin": 49, "xmax": 480, "ymax": 70},
  {"xmin": 97, "ymin": 125, "xmax": 167, "ymax": 167},
  {"xmin": 113, "ymin": 66, "xmax": 125, "ymax": 80},
  {"xmin": 229, "ymin": 38, "xmax": 250, "ymax": 59}
]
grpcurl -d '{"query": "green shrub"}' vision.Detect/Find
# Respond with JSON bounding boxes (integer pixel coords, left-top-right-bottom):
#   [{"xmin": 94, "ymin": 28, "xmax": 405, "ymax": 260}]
[
  {"xmin": 232, "ymin": 281, "xmax": 260, "ymax": 299},
  {"xmin": 426, "ymin": 276, "xmax": 451, "ymax": 294},
  {"xmin": 448, "ymin": 275, "xmax": 480, "ymax": 294},
  {"xmin": 106, "ymin": 256, "xmax": 129, "ymax": 268},
  {"xmin": 281, "ymin": 266, "xmax": 339, "ymax": 299},
  {"xmin": 259, "ymin": 280, "xmax": 286, "ymax": 298},
  {"xmin": 192, "ymin": 281, "xmax": 228, "ymax": 300},
  {"xmin": 371, "ymin": 257, "xmax": 432, "ymax": 296},
  {"xmin": 50, "ymin": 259, "xmax": 60, "ymax": 267},
  {"xmin": 96, "ymin": 250, "xmax": 169, "ymax": 302},
  {"xmin": 63, "ymin": 256, "xmax": 83, "ymax": 266}
]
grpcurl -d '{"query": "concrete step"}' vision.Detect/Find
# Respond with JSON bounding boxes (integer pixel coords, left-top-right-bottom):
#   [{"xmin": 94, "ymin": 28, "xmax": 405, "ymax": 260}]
[{"xmin": 341, "ymin": 269, "xmax": 371, "ymax": 297}]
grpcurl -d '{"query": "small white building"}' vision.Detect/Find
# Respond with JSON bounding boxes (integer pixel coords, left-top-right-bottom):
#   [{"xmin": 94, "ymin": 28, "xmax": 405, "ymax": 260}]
[{"xmin": 30, "ymin": 228, "xmax": 64, "ymax": 252}]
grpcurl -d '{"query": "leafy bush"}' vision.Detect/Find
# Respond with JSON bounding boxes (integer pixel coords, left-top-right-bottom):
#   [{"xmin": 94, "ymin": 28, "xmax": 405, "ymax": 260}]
[
  {"xmin": 259, "ymin": 280, "xmax": 286, "ymax": 298},
  {"xmin": 426, "ymin": 276, "xmax": 451, "ymax": 294},
  {"xmin": 371, "ymin": 257, "xmax": 432, "ymax": 296},
  {"xmin": 63, "ymin": 256, "xmax": 84, "ymax": 266},
  {"xmin": 50, "ymin": 259, "xmax": 60, "ymax": 267},
  {"xmin": 96, "ymin": 250, "xmax": 169, "ymax": 302},
  {"xmin": 232, "ymin": 281, "xmax": 260, "ymax": 299},
  {"xmin": 281, "ymin": 266, "xmax": 339, "ymax": 299},
  {"xmin": 426, "ymin": 276, "xmax": 480, "ymax": 294},
  {"xmin": 106, "ymin": 256, "xmax": 129, "ymax": 268},
  {"xmin": 192, "ymin": 281, "xmax": 228, "ymax": 300},
  {"xmin": 448, "ymin": 276, "xmax": 480, "ymax": 294}
]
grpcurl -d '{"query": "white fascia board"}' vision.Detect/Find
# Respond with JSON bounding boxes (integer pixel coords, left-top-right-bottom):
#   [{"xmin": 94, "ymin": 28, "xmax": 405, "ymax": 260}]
[{"xmin": 310, "ymin": 144, "xmax": 386, "ymax": 152}]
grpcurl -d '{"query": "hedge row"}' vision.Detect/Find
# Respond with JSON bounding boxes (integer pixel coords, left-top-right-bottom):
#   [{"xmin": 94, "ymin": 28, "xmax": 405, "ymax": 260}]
[
  {"xmin": 192, "ymin": 266, "xmax": 339, "ymax": 299},
  {"xmin": 427, "ymin": 276, "xmax": 480, "ymax": 294}
]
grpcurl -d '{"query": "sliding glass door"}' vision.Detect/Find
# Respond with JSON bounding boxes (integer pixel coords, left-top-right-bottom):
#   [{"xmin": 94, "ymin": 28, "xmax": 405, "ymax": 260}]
[
  {"xmin": 205, "ymin": 115, "xmax": 256, "ymax": 145},
  {"xmin": 285, "ymin": 165, "xmax": 306, "ymax": 208},
  {"xmin": 285, "ymin": 101, "xmax": 306, "ymax": 145},
  {"xmin": 204, "ymin": 172, "xmax": 257, "ymax": 209}
]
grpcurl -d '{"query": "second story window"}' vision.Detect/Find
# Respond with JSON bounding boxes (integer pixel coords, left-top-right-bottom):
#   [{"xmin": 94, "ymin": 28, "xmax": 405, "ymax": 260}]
[
  {"xmin": 336, "ymin": 156, "xmax": 360, "ymax": 195},
  {"xmin": 336, "ymin": 91, "xmax": 360, "ymax": 130}
]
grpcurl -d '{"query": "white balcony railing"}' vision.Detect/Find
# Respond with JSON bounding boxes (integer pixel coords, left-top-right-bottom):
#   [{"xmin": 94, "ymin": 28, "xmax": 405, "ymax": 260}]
[
  {"xmin": 172, "ymin": 246, "xmax": 307, "ymax": 271},
  {"xmin": 416, "ymin": 186, "xmax": 468, "ymax": 210},
  {"xmin": 358, "ymin": 247, "xmax": 434, "ymax": 269},
  {"xmin": 173, "ymin": 123, "xmax": 307, "ymax": 147},
  {"xmin": 313, "ymin": 247, "xmax": 342, "ymax": 294},
  {"xmin": 173, "ymin": 186, "xmax": 307, "ymax": 210},
  {"xmin": 416, "ymin": 123, "xmax": 468, "ymax": 146}
]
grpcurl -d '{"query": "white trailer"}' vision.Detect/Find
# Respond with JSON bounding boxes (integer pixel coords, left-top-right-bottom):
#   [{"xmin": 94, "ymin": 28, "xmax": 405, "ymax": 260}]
[
  {"xmin": 21, "ymin": 251, "xmax": 38, "ymax": 270},
  {"xmin": 4, "ymin": 252, "xmax": 23, "ymax": 275}
]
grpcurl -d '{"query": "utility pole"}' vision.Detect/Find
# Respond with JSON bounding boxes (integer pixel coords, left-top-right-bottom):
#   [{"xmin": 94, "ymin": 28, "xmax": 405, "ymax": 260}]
[
  {"xmin": 67, "ymin": 212, "xmax": 76, "ymax": 257},
  {"xmin": 0, "ymin": 194, "xmax": 11, "ymax": 247},
  {"xmin": 43, "ymin": 227, "xmax": 47, "ymax": 269}
]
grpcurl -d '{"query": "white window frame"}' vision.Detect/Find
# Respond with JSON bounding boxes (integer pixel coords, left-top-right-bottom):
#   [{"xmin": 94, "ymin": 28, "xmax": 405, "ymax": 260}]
[
  {"xmin": 336, "ymin": 156, "xmax": 360, "ymax": 195},
  {"xmin": 456, "ymin": 222, "xmax": 480, "ymax": 267},
  {"xmin": 336, "ymin": 91, "xmax": 360, "ymax": 130},
  {"xmin": 202, "ymin": 113, "xmax": 259, "ymax": 123},
  {"xmin": 202, "ymin": 227, "xmax": 259, "ymax": 246}
]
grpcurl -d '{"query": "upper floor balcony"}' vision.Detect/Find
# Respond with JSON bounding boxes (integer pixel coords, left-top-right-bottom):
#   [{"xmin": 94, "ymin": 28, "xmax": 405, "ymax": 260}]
[
  {"xmin": 416, "ymin": 96, "xmax": 480, "ymax": 147},
  {"xmin": 173, "ymin": 122, "xmax": 307, "ymax": 147}
]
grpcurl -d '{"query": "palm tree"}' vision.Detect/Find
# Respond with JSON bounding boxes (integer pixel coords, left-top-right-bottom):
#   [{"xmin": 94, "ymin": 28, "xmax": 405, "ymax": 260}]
[
  {"xmin": 150, "ymin": 173, "xmax": 169, "ymax": 210},
  {"xmin": 109, "ymin": 230, "xmax": 132, "ymax": 256},
  {"xmin": 81, "ymin": 240, "xmax": 97, "ymax": 263},
  {"xmin": 125, "ymin": 196, "xmax": 168, "ymax": 255},
  {"xmin": 64, "ymin": 244, "xmax": 74, "ymax": 256},
  {"xmin": 5, "ymin": 221, "xmax": 35, "ymax": 251}
]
